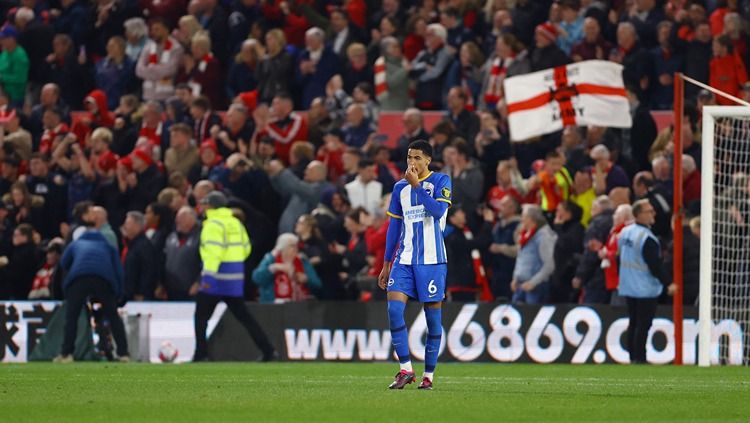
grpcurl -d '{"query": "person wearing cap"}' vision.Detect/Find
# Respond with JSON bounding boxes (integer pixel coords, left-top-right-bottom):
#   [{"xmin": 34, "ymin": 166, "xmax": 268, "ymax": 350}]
[
  {"xmin": 124, "ymin": 146, "xmax": 165, "ymax": 212},
  {"xmin": 194, "ymin": 190, "xmax": 276, "ymax": 361},
  {"xmin": 164, "ymin": 123, "xmax": 199, "ymax": 177},
  {"xmin": 531, "ymin": 21, "xmax": 569, "ymax": 71},
  {"xmin": 0, "ymin": 25, "xmax": 29, "ymax": 106},
  {"xmin": 590, "ymin": 144, "xmax": 630, "ymax": 196}
]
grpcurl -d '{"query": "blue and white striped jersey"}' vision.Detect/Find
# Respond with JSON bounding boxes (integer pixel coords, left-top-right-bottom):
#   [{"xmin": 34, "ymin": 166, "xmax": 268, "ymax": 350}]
[{"xmin": 386, "ymin": 172, "xmax": 452, "ymax": 265}]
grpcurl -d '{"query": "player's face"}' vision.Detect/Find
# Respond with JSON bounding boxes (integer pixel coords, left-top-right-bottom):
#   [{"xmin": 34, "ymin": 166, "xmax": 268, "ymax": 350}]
[{"xmin": 407, "ymin": 149, "xmax": 431, "ymax": 176}]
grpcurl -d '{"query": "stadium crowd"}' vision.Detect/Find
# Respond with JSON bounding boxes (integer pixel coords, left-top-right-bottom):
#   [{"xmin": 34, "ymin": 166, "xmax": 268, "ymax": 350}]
[{"xmin": 0, "ymin": 0, "xmax": 749, "ymax": 306}]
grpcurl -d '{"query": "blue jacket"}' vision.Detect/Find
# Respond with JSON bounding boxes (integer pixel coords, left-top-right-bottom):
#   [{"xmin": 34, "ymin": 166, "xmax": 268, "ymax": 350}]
[
  {"xmin": 61, "ymin": 230, "xmax": 124, "ymax": 296},
  {"xmin": 295, "ymin": 47, "xmax": 341, "ymax": 108},
  {"xmin": 252, "ymin": 252, "xmax": 322, "ymax": 303},
  {"xmin": 513, "ymin": 225, "xmax": 557, "ymax": 288}
]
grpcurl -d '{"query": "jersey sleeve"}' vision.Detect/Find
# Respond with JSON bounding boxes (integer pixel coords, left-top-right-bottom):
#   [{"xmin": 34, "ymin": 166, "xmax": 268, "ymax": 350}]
[
  {"xmin": 436, "ymin": 174, "xmax": 452, "ymax": 205},
  {"xmin": 387, "ymin": 183, "xmax": 404, "ymax": 219}
]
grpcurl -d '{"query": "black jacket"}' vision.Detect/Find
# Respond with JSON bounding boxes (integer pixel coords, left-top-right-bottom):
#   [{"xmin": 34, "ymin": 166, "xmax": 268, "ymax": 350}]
[
  {"xmin": 123, "ymin": 233, "xmax": 157, "ymax": 300},
  {"xmin": 445, "ymin": 222, "xmax": 493, "ymax": 292}
]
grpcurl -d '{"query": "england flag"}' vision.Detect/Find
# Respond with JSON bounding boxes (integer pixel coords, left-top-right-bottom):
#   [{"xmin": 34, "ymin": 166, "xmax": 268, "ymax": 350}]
[{"xmin": 504, "ymin": 60, "xmax": 632, "ymax": 142}]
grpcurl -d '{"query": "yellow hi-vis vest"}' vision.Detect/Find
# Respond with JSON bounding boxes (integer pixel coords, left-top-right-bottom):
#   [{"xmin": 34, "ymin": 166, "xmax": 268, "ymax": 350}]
[{"xmin": 199, "ymin": 207, "xmax": 252, "ymax": 297}]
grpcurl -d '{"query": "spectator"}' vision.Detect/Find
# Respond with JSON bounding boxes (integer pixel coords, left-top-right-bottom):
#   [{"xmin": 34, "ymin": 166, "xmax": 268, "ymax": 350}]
[
  {"xmin": 135, "ymin": 18, "xmax": 184, "ymax": 102},
  {"xmin": 29, "ymin": 239, "xmax": 64, "ymax": 300},
  {"xmin": 296, "ymin": 27, "xmax": 340, "ymax": 109},
  {"xmin": 15, "ymin": 7, "xmax": 54, "ymax": 95},
  {"xmin": 442, "ymin": 139, "xmax": 484, "ymax": 217},
  {"xmin": 267, "ymin": 159, "xmax": 333, "ymax": 234},
  {"xmin": 124, "ymin": 17, "xmax": 148, "ymax": 63},
  {"xmin": 264, "ymin": 93, "xmax": 308, "ymax": 164},
  {"xmin": 444, "ymin": 206, "xmax": 493, "ymax": 301},
  {"xmin": 665, "ymin": 216, "xmax": 700, "ymax": 306},
  {"xmin": 550, "ymin": 200, "xmax": 585, "ymax": 303},
  {"xmin": 295, "ymin": 213, "xmax": 342, "ymax": 300},
  {"xmin": 28, "ymin": 83, "xmax": 70, "ymax": 145},
  {"xmin": 626, "ymin": 0, "xmax": 665, "ymax": 48},
  {"xmin": 445, "ymin": 86, "xmax": 480, "ymax": 143},
  {"xmin": 572, "ymin": 168, "xmax": 596, "ymax": 226},
  {"xmin": 91, "ymin": 206, "xmax": 118, "ymax": 249},
  {"xmin": 172, "ymin": 15, "xmax": 202, "ymax": 51},
  {"xmin": 26, "ymin": 154, "xmax": 67, "ymax": 238},
  {"xmin": 618, "ymin": 199, "xmax": 667, "ymax": 364},
  {"xmin": 122, "ymin": 147, "xmax": 165, "ymax": 212},
  {"xmin": 673, "ymin": 21, "xmax": 712, "ymax": 98},
  {"xmin": 531, "ymin": 22, "xmax": 569, "ymax": 71},
  {"xmin": 486, "ymin": 159, "xmax": 525, "ymax": 214},
  {"xmin": 191, "ymin": 0, "xmax": 229, "ymax": 63},
  {"xmin": 189, "ymin": 96, "xmax": 222, "ymax": 145},
  {"xmin": 571, "ymin": 17, "xmax": 613, "ymax": 62},
  {"xmin": 475, "ymin": 110, "xmax": 512, "ymax": 192},
  {"xmin": 393, "ymin": 108, "xmax": 429, "ymax": 167},
  {"xmin": 121, "ymin": 210, "xmax": 157, "ymax": 301},
  {"xmin": 511, "ymin": 204, "xmax": 556, "ymax": 304},
  {"xmin": 0, "ymin": 109, "xmax": 32, "ymax": 161},
  {"xmin": 709, "ymin": 34, "xmax": 749, "ymax": 106},
  {"xmin": 342, "ymin": 104, "xmax": 373, "ymax": 149},
  {"xmin": 0, "ymin": 26, "xmax": 30, "ymax": 107},
  {"xmin": 632, "ymin": 171, "xmax": 671, "ymax": 241},
  {"xmin": 165, "ymin": 123, "xmax": 199, "ymax": 177},
  {"xmin": 45, "ymin": 33, "xmax": 91, "ymax": 109},
  {"xmin": 555, "ymin": 0, "xmax": 584, "ymax": 55},
  {"xmin": 256, "ymin": 29, "xmax": 294, "ymax": 103},
  {"xmin": 163, "ymin": 205, "xmax": 201, "ymax": 300},
  {"xmin": 95, "ymin": 36, "xmax": 136, "ymax": 111},
  {"xmin": 723, "ymin": 12, "xmax": 749, "ymax": 71},
  {"xmin": 533, "ymin": 150, "xmax": 573, "ymax": 221},
  {"xmin": 445, "ymin": 41, "xmax": 485, "ymax": 110},
  {"xmin": 316, "ymin": 129, "xmax": 347, "ymax": 183},
  {"xmin": 440, "ymin": 7, "xmax": 475, "ymax": 51},
  {"xmin": 342, "ymin": 43, "xmax": 372, "ymax": 95},
  {"xmin": 55, "ymin": 227, "xmax": 128, "ymax": 363},
  {"xmin": 403, "ymin": 15, "xmax": 426, "ymax": 61},
  {"xmin": 345, "ymin": 158, "xmax": 383, "ymax": 215},
  {"xmin": 682, "ymin": 154, "xmax": 701, "ymax": 207},
  {"xmin": 53, "ymin": 0, "xmax": 91, "ymax": 47},
  {"xmin": 226, "ymin": 39, "xmax": 261, "ymax": 101},
  {"xmin": 3, "ymin": 223, "xmax": 39, "ymax": 300},
  {"xmin": 328, "ymin": 9, "xmax": 364, "ymax": 60},
  {"xmin": 601, "ymin": 203, "xmax": 634, "ymax": 305},
  {"xmin": 489, "ymin": 195, "xmax": 521, "ymax": 300},
  {"xmin": 410, "ymin": 23, "xmax": 454, "ymax": 110},
  {"xmin": 611, "ymin": 22, "xmax": 651, "ymax": 103},
  {"xmin": 479, "ymin": 33, "xmax": 531, "ymax": 111},
  {"xmin": 253, "ymin": 232, "xmax": 322, "ymax": 303},
  {"xmin": 216, "ymin": 103, "xmax": 254, "ymax": 159},
  {"xmin": 650, "ymin": 21, "xmax": 682, "ymax": 110},
  {"xmin": 181, "ymin": 32, "xmax": 224, "ymax": 109},
  {"xmin": 590, "ymin": 144, "xmax": 630, "ymax": 196},
  {"xmin": 573, "ymin": 195, "xmax": 614, "ymax": 304},
  {"xmin": 374, "ymin": 37, "xmax": 411, "ymax": 111}
]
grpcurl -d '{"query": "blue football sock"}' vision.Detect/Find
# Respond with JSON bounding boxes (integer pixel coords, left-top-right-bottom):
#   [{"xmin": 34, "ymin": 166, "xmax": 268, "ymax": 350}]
[
  {"xmin": 424, "ymin": 307, "xmax": 442, "ymax": 374},
  {"xmin": 388, "ymin": 300, "xmax": 411, "ymax": 366}
]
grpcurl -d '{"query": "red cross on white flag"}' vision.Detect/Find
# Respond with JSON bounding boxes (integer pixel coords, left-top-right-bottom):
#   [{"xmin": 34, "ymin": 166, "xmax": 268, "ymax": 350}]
[{"xmin": 503, "ymin": 60, "xmax": 633, "ymax": 142}]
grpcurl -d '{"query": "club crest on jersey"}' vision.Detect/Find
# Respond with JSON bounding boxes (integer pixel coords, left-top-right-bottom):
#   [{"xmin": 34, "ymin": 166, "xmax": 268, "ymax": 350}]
[
  {"xmin": 422, "ymin": 181, "xmax": 435, "ymax": 197},
  {"xmin": 441, "ymin": 187, "xmax": 451, "ymax": 199}
]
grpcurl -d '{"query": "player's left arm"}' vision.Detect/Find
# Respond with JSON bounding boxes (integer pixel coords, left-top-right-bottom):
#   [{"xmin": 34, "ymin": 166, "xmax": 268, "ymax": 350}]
[{"xmin": 413, "ymin": 175, "xmax": 451, "ymax": 219}]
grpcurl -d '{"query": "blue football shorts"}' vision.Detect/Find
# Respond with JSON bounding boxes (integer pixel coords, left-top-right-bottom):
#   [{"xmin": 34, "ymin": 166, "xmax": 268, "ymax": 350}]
[{"xmin": 387, "ymin": 262, "xmax": 447, "ymax": 303}]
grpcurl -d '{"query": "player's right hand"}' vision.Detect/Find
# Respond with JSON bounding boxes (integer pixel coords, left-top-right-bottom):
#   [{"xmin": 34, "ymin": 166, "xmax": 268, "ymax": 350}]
[{"xmin": 377, "ymin": 264, "xmax": 391, "ymax": 290}]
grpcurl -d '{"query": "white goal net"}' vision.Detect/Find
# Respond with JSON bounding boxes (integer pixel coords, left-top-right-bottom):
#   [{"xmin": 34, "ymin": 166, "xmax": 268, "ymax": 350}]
[{"xmin": 700, "ymin": 106, "xmax": 750, "ymax": 366}]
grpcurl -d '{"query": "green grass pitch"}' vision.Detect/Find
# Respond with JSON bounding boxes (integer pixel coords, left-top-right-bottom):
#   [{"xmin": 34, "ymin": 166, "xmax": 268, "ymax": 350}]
[{"xmin": 1, "ymin": 362, "xmax": 748, "ymax": 422}]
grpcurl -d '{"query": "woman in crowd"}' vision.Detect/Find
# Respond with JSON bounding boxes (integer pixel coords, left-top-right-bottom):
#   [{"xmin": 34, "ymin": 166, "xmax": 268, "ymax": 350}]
[{"xmin": 252, "ymin": 233, "xmax": 322, "ymax": 303}]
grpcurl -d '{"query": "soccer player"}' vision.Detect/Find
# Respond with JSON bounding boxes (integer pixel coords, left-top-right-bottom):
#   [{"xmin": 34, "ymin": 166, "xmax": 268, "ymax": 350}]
[{"xmin": 378, "ymin": 140, "xmax": 452, "ymax": 390}]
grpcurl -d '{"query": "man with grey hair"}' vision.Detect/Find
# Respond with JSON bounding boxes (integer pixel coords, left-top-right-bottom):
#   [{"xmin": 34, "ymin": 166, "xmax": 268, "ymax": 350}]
[
  {"xmin": 121, "ymin": 210, "xmax": 157, "ymax": 301},
  {"xmin": 601, "ymin": 203, "xmax": 634, "ymax": 306},
  {"xmin": 573, "ymin": 195, "xmax": 614, "ymax": 304},
  {"xmin": 123, "ymin": 17, "xmax": 148, "ymax": 62},
  {"xmin": 163, "ymin": 206, "xmax": 202, "ymax": 300},
  {"xmin": 410, "ymin": 23, "xmax": 454, "ymax": 110},
  {"xmin": 298, "ymin": 26, "xmax": 339, "ymax": 108},
  {"xmin": 511, "ymin": 204, "xmax": 557, "ymax": 304},
  {"xmin": 612, "ymin": 21, "xmax": 650, "ymax": 101},
  {"xmin": 394, "ymin": 108, "xmax": 429, "ymax": 168},
  {"xmin": 590, "ymin": 144, "xmax": 630, "ymax": 195}
]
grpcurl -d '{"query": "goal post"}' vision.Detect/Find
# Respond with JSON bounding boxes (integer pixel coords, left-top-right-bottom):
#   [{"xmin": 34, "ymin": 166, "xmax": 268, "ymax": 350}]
[{"xmin": 699, "ymin": 105, "xmax": 750, "ymax": 367}]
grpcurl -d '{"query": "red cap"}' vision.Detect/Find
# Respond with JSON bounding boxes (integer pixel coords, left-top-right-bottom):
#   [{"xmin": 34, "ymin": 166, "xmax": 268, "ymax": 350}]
[
  {"xmin": 237, "ymin": 90, "xmax": 258, "ymax": 113},
  {"xmin": 536, "ymin": 22, "xmax": 558, "ymax": 43},
  {"xmin": 131, "ymin": 148, "xmax": 153, "ymax": 166},
  {"xmin": 117, "ymin": 155, "xmax": 133, "ymax": 172},
  {"xmin": 98, "ymin": 151, "xmax": 118, "ymax": 173}
]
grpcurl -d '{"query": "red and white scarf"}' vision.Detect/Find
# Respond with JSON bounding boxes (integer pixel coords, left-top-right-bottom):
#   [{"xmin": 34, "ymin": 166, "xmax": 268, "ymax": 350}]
[
  {"xmin": 484, "ymin": 56, "xmax": 512, "ymax": 106},
  {"xmin": 139, "ymin": 122, "xmax": 163, "ymax": 146},
  {"xmin": 463, "ymin": 227, "xmax": 493, "ymax": 301},
  {"xmin": 273, "ymin": 253, "xmax": 310, "ymax": 301},
  {"xmin": 197, "ymin": 53, "xmax": 213, "ymax": 73},
  {"xmin": 148, "ymin": 38, "xmax": 173, "ymax": 65},
  {"xmin": 518, "ymin": 225, "xmax": 538, "ymax": 248},
  {"xmin": 374, "ymin": 56, "xmax": 387, "ymax": 98}
]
